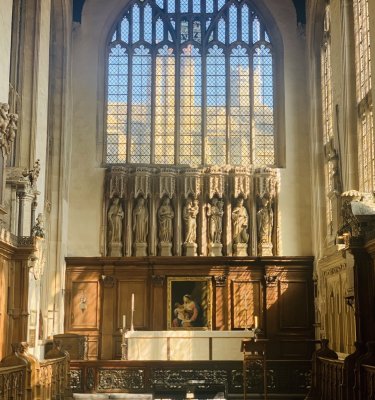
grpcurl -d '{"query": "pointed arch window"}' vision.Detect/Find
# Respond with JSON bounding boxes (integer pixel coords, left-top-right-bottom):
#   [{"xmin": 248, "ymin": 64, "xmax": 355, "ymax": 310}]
[
  {"xmin": 105, "ymin": 0, "xmax": 277, "ymax": 166},
  {"xmin": 353, "ymin": 0, "xmax": 374, "ymax": 191}
]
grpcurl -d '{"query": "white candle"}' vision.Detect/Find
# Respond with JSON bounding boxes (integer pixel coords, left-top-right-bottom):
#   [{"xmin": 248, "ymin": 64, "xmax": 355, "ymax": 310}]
[
  {"xmin": 131, "ymin": 293, "xmax": 135, "ymax": 311},
  {"xmin": 254, "ymin": 315, "xmax": 259, "ymax": 328},
  {"xmin": 122, "ymin": 314, "xmax": 126, "ymax": 329}
]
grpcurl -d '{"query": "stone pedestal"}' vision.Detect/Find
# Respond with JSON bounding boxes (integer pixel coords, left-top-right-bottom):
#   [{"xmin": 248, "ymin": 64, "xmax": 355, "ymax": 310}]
[
  {"xmin": 233, "ymin": 243, "xmax": 248, "ymax": 256},
  {"xmin": 258, "ymin": 242, "xmax": 273, "ymax": 256},
  {"xmin": 184, "ymin": 242, "xmax": 197, "ymax": 256},
  {"xmin": 209, "ymin": 242, "xmax": 222, "ymax": 256},
  {"xmin": 134, "ymin": 242, "xmax": 147, "ymax": 256},
  {"xmin": 159, "ymin": 242, "xmax": 172, "ymax": 256},
  {"xmin": 108, "ymin": 242, "xmax": 123, "ymax": 257}
]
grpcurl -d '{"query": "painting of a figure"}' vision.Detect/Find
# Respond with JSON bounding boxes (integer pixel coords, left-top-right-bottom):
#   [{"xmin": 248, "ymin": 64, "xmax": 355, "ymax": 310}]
[{"xmin": 167, "ymin": 277, "xmax": 212, "ymax": 330}]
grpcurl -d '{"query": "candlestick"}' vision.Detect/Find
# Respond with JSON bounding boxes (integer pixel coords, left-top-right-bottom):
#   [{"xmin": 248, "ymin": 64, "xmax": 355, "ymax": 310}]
[{"xmin": 122, "ymin": 314, "xmax": 126, "ymax": 329}]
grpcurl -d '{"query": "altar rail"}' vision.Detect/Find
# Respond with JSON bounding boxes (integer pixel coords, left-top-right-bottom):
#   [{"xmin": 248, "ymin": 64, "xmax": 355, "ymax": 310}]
[
  {"xmin": 69, "ymin": 359, "xmax": 312, "ymax": 397},
  {"xmin": 0, "ymin": 342, "xmax": 71, "ymax": 400}
]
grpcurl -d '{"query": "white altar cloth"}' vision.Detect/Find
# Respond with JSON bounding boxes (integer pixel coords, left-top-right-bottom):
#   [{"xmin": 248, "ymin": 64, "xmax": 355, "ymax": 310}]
[{"xmin": 125, "ymin": 330, "xmax": 254, "ymax": 361}]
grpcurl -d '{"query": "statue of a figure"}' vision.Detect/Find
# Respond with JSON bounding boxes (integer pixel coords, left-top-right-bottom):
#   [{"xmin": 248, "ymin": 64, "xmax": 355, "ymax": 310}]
[
  {"xmin": 256, "ymin": 193, "xmax": 273, "ymax": 244},
  {"xmin": 133, "ymin": 196, "xmax": 148, "ymax": 243},
  {"xmin": 158, "ymin": 197, "xmax": 174, "ymax": 243},
  {"xmin": 183, "ymin": 198, "xmax": 199, "ymax": 244},
  {"xmin": 232, "ymin": 197, "xmax": 249, "ymax": 244},
  {"xmin": 207, "ymin": 197, "xmax": 224, "ymax": 244},
  {"xmin": 32, "ymin": 213, "xmax": 45, "ymax": 238},
  {"xmin": 0, "ymin": 103, "xmax": 9, "ymax": 134},
  {"xmin": 108, "ymin": 197, "xmax": 124, "ymax": 244}
]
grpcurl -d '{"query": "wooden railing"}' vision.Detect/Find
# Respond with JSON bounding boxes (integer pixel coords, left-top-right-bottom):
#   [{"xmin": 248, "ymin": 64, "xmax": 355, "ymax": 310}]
[
  {"xmin": 0, "ymin": 342, "xmax": 70, "ymax": 400},
  {"xmin": 0, "ymin": 364, "xmax": 26, "ymax": 399},
  {"xmin": 307, "ymin": 340, "xmax": 375, "ymax": 400}
]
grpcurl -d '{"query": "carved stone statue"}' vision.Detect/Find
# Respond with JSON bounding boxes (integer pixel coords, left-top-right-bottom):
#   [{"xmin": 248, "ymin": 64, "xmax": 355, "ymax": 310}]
[
  {"xmin": 232, "ymin": 197, "xmax": 249, "ymax": 244},
  {"xmin": 158, "ymin": 197, "xmax": 174, "ymax": 243},
  {"xmin": 183, "ymin": 198, "xmax": 199, "ymax": 244},
  {"xmin": 32, "ymin": 213, "xmax": 45, "ymax": 238},
  {"xmin": 0, "ymin": 103, "xmax": 9, "ymax": 134},
  {"xmin": 108, "ymin": 197, "xmax": 124, "ymax": 245},
  {"xmin": 257, "ymin": 193, "xmax": 273, "ymax": 245},
  {"xmin": 133, "ymin": 196, "xmax": 148, "ymax": 243},
  {"xmin": 207, "ymin": 197, "xmax": 224, "ymax": 244}
]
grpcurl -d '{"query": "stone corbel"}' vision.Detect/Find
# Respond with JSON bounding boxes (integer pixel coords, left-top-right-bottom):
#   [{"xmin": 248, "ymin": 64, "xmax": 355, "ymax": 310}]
[
  {"xmin": 183, "ymin": 169, "xmax": 202, "ymax": 199},
  {"xmin": 134, "ymin": 167, "xmax": 152, "ymax": 198},
  {"xmin": 159, "ymin": 168, "xmax": 176, "ymax": 199},
  {"xmin": 231, "ymin": 166, "xmax": 251, "ymax": 199}
]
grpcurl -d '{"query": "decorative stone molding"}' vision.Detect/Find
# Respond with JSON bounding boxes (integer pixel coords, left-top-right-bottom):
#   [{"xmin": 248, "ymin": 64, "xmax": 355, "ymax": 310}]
[
  {"xmin": 22, "ymin": 159, "xmax": 41, "ymax": 190},
  {"xmin": 134, "ymin": 167, "xmax": 152, "ymax": 199},
  {"xmin": 159, "ymin": 168, "xmax": 176, "ymax": 199},
  {"xmin": 183, "ymin": 168, "xmax": 202, "ymax": 199},
  {"xmin": 214, "ymin": 275, "xmax": 227, "ymax": 287},
  {"xmin": 206, "ymin": 165, "xmax": 228, "ymax": 199},
  {"xmin": 230, "ymin": 166, "xmax": 251, "ymax": 199},
  {"xmin": 0, "ymin": 103, "xmax": 18, "ymax": 157},
  {"xmin": 108, "ymin": 166, "xmax": 128, "ymax": 198}
]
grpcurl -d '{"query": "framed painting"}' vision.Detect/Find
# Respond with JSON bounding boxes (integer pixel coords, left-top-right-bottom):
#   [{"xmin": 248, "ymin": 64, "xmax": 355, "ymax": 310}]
[{"xmin": 167, "ymin": 276, "xmax": 212, "ymax": 330}]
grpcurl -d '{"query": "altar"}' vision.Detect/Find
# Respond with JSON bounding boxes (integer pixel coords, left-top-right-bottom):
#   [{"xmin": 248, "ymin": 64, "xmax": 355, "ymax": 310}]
[{"xmin": 125, "ymin": 330, "xmax": 254, "ymax": 361}]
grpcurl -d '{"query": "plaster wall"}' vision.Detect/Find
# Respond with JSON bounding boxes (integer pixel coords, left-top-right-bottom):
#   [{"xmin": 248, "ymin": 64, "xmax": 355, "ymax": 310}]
[
  {"xmin": 67, "ymin": 0, "xmax": 313, "ymax": 256},
  {"xmin": 0, "ymin": 0, "xmax": 13, "ymax": 102}
]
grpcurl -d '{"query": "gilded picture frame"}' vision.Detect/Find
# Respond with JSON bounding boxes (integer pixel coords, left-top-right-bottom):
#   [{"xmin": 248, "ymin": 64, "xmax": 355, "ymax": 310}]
[{"xmin": 167, "ymin": 276, "xmax": 212, "ymax": 330}]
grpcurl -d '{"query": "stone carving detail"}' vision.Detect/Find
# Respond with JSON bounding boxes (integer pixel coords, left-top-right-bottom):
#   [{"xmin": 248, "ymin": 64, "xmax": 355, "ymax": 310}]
[
  {"xmin": 22, "ymin": 159, "xmax": 41, "ymax": 189},
  {"xmin": 0, "ymin": 103, "xmax": 18, "ymax": 157},
  {"xmin": 134, "ymin": 167, "xmax": 152, "ymax": 199},
  {"xmin": 183, "ymin": 197, "xmax": 199, "ymax": 244},
  {"xmin": 98, "ymin": 369, "xmax": 145, "ymax": 390},
  {"xmin": 207, "ymin": 196, "xmax": 224, "ymax": 256},
  {"xmin": 254, "ymin": 168, "xmax": 279, "ymax": 256},
  {"xmin": 104, "ymin": 166, "xmax": 283, "ymax": 257},
  {"xmin": 231, "ymin": 166, "xmax": 251, "ymax": 199},
  {"xmin": 256, "ymin": 193, "xmax": 273, "ymax": 256},
  {"xmin": 28, "ymin": 237, "xmax": 46, "ymax": 280},
  {"xmin": 232, "ymin": 197, "xmax": 249, "ymax": 256},
  {"xmin": 31, "ymin": 213, "xmax": 45, "ymax": 238},
  {"xmin": 159, "ymin": 168, "xmax": 176, "ymax": 199},
  {"xmin": 206, "ymin": 165, "xmax": 227, "ymax": 199},
  {"xmin": 183, "ymin": 169, "xmax": 201, "ymax": 199},
  {"xmin": 107, "ymin": 196, "xmax": 124, "ymax": 256},
  {"xmin": 69, "ymin": 369, "xmax": 82, "ymax": 392},
  {"xmin": 324, "ymin": 138, "xmax": 342, "ymax": 194},
  {"xmin": 108, "ymin": 166, "xmax": 128, "ymax": 198},
  {"xmin": 158, "ymin": 197, "xmax": 174, "ymax": 243},
  {"xmin": 133, "ymin": 196, "xmax": 148, "ymax": 243}
]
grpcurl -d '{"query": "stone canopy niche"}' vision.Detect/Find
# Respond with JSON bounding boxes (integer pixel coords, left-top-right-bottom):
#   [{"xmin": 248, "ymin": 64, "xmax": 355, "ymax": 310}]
[{"xmin": 104, "ymin": 166, "xmax": 279, "ymax": 257}]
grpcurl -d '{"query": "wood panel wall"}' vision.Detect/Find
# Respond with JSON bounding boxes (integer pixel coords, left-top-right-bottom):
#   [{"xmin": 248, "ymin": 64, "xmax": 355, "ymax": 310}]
[{"xmin": 64, "ymin": 256, "xmax": 314, "ymax": 360}]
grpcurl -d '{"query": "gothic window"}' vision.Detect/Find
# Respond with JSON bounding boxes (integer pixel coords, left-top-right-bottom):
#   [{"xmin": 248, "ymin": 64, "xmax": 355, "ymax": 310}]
[
  {"xmin": 105, "ymin": 0, "xmax": 276, "ymax": 167},
  {"xmin": 353, "ymin": 0, "xmax": 373, "ymax": 191},
  {"xmin": 321, "ymin": 4, "xmax": 334, "ymax": 236}
]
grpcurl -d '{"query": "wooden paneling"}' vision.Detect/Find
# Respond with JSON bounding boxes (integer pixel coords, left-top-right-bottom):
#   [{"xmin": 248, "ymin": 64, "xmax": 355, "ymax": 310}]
[
  {"xmin": 71, "ymin": 281, "xmax": 100, "ymax": 330},
  {"xmin": 117, "ymin": 279, "xmax": 148, "ymax": 329},
  {"xmin": 65, "ymin": 256, "xmax": 314, "ymax": 360},
  {"xmin": 231, "ymin": 280, "xmax": 262, "ymax": 329},
  {"xmin": 278, "ymin": 280, "xmax": 309, "ymax": 330}
]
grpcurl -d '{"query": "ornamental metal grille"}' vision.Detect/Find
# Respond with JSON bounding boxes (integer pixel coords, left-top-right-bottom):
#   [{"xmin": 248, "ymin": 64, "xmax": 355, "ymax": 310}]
[{"xmin": 106, "ymin": 0, "xmax": 275, "ymax": 166}]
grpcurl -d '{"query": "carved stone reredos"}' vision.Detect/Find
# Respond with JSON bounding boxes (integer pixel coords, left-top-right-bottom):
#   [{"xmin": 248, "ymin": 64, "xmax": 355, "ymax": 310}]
[
  {"xmin": 159, "ymin": 168, "xmax": 176, "ymax": 199},
  {"xmin": 134, "ymin": 167, "xmax": 153, "ymax": 198},
  {"xmin": 183, "ymin": 168, "xmax": 202, "ymax": 199},
  {"xmin": 230, "ymin": 166, "xmax": 251, "ymax": 199},
  {"xmin": 254, "ymin": 167, "xmax": 279, "ymax": 199},
  {"xmin": 108, "ymin": 166, "xmax": 129, "ymax": 199},
  {"xmin": 205, "ymin": 165, "xmax": 229, "ymax": 199}
]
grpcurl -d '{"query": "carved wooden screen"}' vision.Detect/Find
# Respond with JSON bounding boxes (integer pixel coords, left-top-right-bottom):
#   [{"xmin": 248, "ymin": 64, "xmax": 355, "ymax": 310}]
[{"xmin": 105, "ymin": 0, "xmax": 276, "ymax": 167}]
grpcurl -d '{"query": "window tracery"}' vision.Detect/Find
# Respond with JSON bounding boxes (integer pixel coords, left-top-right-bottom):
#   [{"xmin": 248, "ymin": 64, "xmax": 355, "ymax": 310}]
[{"xmin": 105, "ymin": 0, "xmax": 276, "ymax": 167}]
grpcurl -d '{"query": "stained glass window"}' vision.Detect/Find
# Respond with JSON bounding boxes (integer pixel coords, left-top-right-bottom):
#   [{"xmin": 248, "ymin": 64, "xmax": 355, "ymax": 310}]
[{"xmin": 106, "ymin": 0, "xmax": 276, "ymax": 166}]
